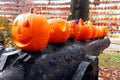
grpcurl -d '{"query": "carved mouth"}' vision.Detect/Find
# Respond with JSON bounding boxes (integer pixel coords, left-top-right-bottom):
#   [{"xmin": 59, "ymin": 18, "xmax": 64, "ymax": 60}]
[
  {"xmin": 14, "ymin": 37, "xmax": 32, "ymax": 48},
  {"xmin": 20, "ymin": 37, "xmax": 32, "ymax": 44}
]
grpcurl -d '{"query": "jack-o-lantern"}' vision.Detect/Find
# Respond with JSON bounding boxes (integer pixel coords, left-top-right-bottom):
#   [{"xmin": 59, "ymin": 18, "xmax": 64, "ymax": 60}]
[
  {"xmin": 48, "ymin": 18, "xmax": 70, "ymax": 43},
  {"xmin": 12, "ymin": 14, "xmax": 50, "ymax": 51},
  {"xmin": 86, "ymin": 21, "xmax": 98, "ymax": 39},
  {"xmin": 90, "ymin": 25, "xmax": 97, "ymax": 39},
  {"xmin": 66, "ymin": 20, "xmax": 79, "ymax": 38},
  {"xmin": 76, "ymin": 18, "xmax": 92, "ymax": 41},
  {"xmin": 96, "ymin": 27, "xmax": 103, "ymax": 38},
  {"xmin": 99, "ymin": 26, "xmax": 108, "ymax": 37}
]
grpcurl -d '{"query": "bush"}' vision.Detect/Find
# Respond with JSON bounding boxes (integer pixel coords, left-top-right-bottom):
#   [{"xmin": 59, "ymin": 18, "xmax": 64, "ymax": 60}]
[{"xmin": 0, "ymin": 17, "xmax": 14, "ymax": 47}]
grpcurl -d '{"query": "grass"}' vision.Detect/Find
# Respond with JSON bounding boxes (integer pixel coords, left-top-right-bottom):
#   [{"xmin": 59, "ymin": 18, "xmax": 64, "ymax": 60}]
[{"xmin": 99, "ymin": 49, "xmax": 120, "ymax": 70}]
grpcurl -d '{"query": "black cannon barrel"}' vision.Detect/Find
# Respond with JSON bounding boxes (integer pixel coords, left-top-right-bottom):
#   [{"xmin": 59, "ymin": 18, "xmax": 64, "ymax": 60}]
[
  {"xmin": 0, "ymin": 37, "xmax": 110, "ymax": 80},
  {"xmin": 25, "ymin": 37, "xmax": 110, "ymax": 80},
  {"xmin": 25, "ymin": 44, "xmax": 88, "ymax": 80},
  {"xmin": 86, "ymin": 37, "xmax": 110, "ymax": 56}
]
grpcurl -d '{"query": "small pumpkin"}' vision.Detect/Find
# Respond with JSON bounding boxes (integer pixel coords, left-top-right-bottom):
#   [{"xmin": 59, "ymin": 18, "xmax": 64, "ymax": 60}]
[
  {"xmin": 12, "ymin": 14, "xmax": 50, "ymax": 51},
  {"xmin": 99, "ymin": 26, "xmax": 108, "ymax": 37},
  {"xmin": 91, "ymin": 25, "xmax": 98, "ymax": 39},
  {"xmin": 48, "ymin": 18, "xmax": 70, "ymax": 43},
  {"xmin": 86, "ymin": 21, "xmax": 98, "ymax": 39},
  {"xmin": 96, "ymin": 27, "xmax": 103, "ymax": 38},
  {"xmin": 98, "ymin": 27, "xmax": 103, "ymax": 38},
  {"xmin": 76, "ymin": 18, "xmax": 92, "ymax": 41},
  {"xmin": 66, "ymin": 20, "xmax": 79, "ymax": 38}
]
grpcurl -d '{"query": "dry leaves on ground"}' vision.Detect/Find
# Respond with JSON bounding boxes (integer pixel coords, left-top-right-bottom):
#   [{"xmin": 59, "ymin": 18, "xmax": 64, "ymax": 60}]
[{"xmin": 99, "ymin": 67, "xmax": 120, "ymax": 80}]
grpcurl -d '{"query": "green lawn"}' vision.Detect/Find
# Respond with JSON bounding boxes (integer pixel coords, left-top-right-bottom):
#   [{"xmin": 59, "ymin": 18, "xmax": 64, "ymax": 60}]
[{"xmin": 99, "ymin": 49, "xmax": 120, "ymax": 70}]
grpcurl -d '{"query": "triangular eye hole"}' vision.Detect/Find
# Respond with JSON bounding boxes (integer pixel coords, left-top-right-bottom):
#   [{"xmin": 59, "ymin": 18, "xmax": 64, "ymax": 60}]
[{"xmin": 24, "ymin": 21, "xmax": 30, "ymax": 28}]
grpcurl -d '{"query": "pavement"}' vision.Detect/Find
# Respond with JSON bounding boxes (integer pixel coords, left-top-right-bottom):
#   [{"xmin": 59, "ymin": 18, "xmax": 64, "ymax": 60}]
[
  {"xmin": 106, "ymin": 37, "xmax": 120, "ymax": 51},
  {"xmin": 107, "ymin": 44, "xmax": 120, "ymax": 51}
]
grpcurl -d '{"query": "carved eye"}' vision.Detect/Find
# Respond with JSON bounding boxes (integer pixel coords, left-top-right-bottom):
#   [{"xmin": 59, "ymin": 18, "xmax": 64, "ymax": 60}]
[{"xmin": 24, "ymin": 21, "xmax": 30, "ymax": 28}]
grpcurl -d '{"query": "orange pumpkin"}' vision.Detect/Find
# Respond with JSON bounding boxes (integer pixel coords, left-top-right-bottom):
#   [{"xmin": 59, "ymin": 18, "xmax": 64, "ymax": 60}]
[
  {"xmin": 76, "ymin": 18, "xmax": 92, "ymax": 41},
  {"xmin": 99, "ymin": 26, "xmax": 108, "ymax": 37},
  {"xmin": 85, "ymin": 21, "xmax": 98, "ymax": 39},
  {"xmin": 96, "ymin": 27, "xmax": 103, "ymax": 38},
  {"xmin": 90, "ymin": 25, "xmax": 99, "ymax": 39},
  {"xmin": 12, "ymin": 14, "xmax": 50, "ymax": 51},
  {"xmin": 98, "ymin": 27, "xmax": 103, "ymax": 38},
  {"xmin": 48, "ymin": 18, "xmax": 70, "ymax": 43},
  {"xmin": 66, "ymin": 20, "xmax": 79, "ymax": 38}
]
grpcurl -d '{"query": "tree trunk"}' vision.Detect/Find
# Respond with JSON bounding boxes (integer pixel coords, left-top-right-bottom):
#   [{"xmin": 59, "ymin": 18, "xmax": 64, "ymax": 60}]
[{"xmin": 67, "ymin": 0, "xmax": 89, "ymax": 21}]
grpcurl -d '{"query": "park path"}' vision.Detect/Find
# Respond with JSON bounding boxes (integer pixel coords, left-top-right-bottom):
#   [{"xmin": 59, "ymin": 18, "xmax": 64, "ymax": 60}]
[{"xmin": 106, "ymin": 37, "xmax": 120, "ymax": 51}]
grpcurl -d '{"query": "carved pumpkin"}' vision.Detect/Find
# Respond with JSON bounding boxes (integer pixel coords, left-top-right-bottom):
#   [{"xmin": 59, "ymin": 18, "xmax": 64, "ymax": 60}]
[
  {"xmin": 99, "ymin": 26, "xmax": 108, "ymax": 37},
  {"xmin": 12, "ymin": 14, "xmax": 50, "ymax": 51},
  {"xmin": 66, "ymin": 20, "xmax": 79, "ymax": 38},
  {"xmin": 48, "ymin": 18, "xmax": 70, "ymax": 43},
  {"xmin": 86, "ymin": 21, "xmax": 98, "ymax": 39},
  {"xmin": 90, "ymin": 25, "xmax": 97, "ymax": 39},
  {"xmin": 76, "ymin": 18, "xmax": 92, "ymax": 41},
  {"xmin": 98, "ymin": 27, "xmax": 103, "ymax": 38},
  {"xmin": 96, "ymin": 27, "xmax": 103, "ymax": 38}
]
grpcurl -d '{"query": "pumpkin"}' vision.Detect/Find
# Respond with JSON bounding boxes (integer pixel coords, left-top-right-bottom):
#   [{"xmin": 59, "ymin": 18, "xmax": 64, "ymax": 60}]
[
  {"xmin": 86, "ymin": 21, "xmax": 98, "ymax": 39},
  {"xmin": 91, "ymin": 25, "xmax": 98, "ymax": 39},
  {"xmin": 76, "ymin": 18, "xmax": 92, "ymax": 41},
  {"xmin": 12, "ymin": 14, "xmax": 50, "ymax": 51},
  {"xmin": 96, "ymin": 27, "xmax": 103, "ymax": 38},
  {"xmin": 66, "ymin": 20, "xmax": 79, "ymax": 38},
  {"xmin": 48, "ymin": 18, "xmax": 70, "ymax": 43},
  {"xmin": 98, "ymin": 27, "xmax": 103, "ymax": 38},
  {"xmin": 99, "ymin": 26, "xmax": 108, "ymax": 37}
]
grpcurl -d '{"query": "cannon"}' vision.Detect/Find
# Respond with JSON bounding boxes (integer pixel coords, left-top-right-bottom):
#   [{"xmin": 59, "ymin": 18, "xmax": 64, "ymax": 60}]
[{"xmin": 0, "ymin": 37, "xmax": 110, "ymax": 80}]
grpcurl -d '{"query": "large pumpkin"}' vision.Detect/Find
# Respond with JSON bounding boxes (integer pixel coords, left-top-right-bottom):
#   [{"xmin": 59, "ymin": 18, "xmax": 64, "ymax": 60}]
[
  {"xmin": 48, "ymin": 18, "xmax": 70, "ymax": 43},
  {"xmin": 76, "ymin": 18, "xmax": 92, "ymax": 41},
  {"xmin": 12, "ymin": 14, "xmax": 50, "ymax": 51}
]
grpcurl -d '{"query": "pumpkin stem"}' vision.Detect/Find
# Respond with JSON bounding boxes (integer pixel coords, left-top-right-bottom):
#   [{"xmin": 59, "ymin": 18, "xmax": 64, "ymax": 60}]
[
  {"xmin": 79, "ymin": 18, "xmax": 84, "ymax": 25},
  {"xmin": 29, "ymin": 7, "xmax": 35, "ymax": 14}
]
